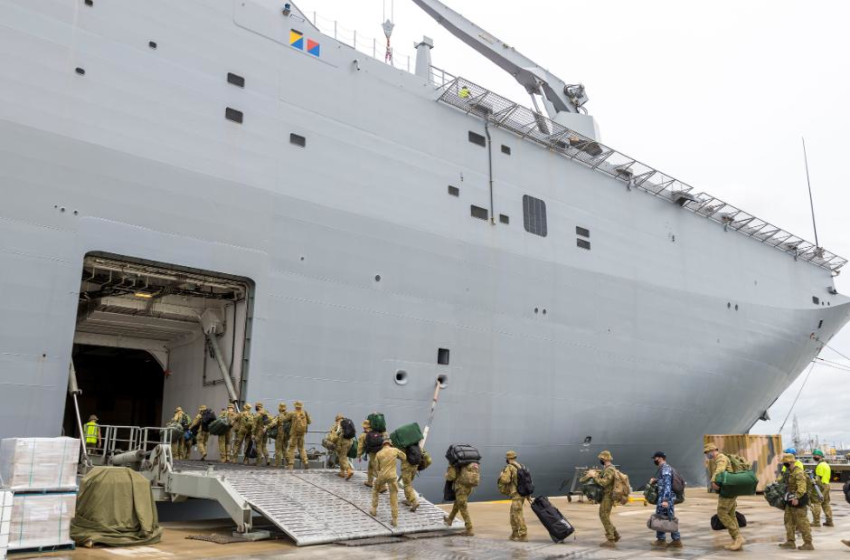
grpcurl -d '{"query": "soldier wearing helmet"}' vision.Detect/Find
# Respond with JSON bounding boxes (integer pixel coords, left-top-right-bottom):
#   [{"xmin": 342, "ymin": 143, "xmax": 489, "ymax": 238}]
[
  {"xmin": 778, "ymin": 452, "xmax": 814, "ymax": 550},
  {"xmin": 188, "ymin": 405, "xmax": 211, "ymax": 461},
  {"xmin": 252, "ymin": 402, "xmax": 272, "ymax": 466},
  {"xmin": 286, "ymin": 400, "xmax": 311, "ymax": 470}
]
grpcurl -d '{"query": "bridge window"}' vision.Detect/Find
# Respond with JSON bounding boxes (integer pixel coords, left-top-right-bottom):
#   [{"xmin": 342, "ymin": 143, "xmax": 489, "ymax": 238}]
[
  {"xmin": 577, "ymin": 239, "xmax": 591, "ymax": 250},
  {"xmin": 290, "ymin": 133, "xmax": 306, "ymax": 147},
  {"xmin": 225, "ymin": 107, "xmax": 243, "ymax": 124},
  {"xmin": 576, "ymin": 226, "xmax": 590, "ymax": 238},
  {"xmin": 227, "ymin": 72, "xmax": 245, "ymax": 88},
  {"xmin": 501, "ymin": 145, "xmax": 511, "ymax": 155},
  {"xmin": 470, "ymin": 205, "xmax": 488, "ymax": 221},
  {"xmin": 448, "ymin": 185, "xmax": 459, "ymax": 197},
  {"xmin": 468, "ymin": 131, "xmax": 486, "ymax": 147},
  {"xmin": 522, "ymin": 195, "xmax": 547, "ymax": 237}
]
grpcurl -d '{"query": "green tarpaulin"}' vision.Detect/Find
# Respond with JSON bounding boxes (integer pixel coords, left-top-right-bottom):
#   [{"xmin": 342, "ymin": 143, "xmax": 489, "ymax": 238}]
[{"xmin": 70, "ymin": 466, "xmax": 163, "ymax": 547}]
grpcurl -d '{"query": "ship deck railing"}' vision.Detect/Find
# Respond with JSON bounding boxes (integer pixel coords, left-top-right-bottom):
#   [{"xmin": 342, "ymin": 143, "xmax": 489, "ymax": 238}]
[{"xmin": 429, "ymin": 66, "xmax": 847, "ymax": 274}]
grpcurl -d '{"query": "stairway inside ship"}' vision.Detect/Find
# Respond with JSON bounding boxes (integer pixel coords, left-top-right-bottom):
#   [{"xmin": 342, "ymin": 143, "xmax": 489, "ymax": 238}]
[{"xmin": 170, "ymin": 462, "xmax": 461, "ymax": 546}]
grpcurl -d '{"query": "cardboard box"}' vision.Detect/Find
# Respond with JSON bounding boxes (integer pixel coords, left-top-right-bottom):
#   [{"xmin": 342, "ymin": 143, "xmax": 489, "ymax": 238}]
[
  {"xmin": 0, "ymin": 438, "xmax": 79, "ymax": 492},
  {"xmin": 8, "ymin": 493, "xmax": 75, "ymax": 551}
]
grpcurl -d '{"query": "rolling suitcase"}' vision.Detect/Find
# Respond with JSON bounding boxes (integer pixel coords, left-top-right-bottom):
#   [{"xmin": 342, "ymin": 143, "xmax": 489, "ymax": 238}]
[{"xmin": 531, "ymin": 496, "xmax": 574, "ymax": 543}]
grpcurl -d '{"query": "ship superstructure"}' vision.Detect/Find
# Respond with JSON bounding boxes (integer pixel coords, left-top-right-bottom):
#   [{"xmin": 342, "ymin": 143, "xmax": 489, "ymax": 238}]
[{"xmin": 0, "ymin": 0, "xmax": 847, "ymax": 501}]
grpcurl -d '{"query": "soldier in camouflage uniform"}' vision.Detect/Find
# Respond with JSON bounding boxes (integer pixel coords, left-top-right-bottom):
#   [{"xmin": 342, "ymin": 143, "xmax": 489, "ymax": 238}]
[
  {"xmin": 286, "ymin": 400, "xmax": 311, "ymax": 469},
  {"xmin": 358, "ymin": 420, "xmax": 373, "ymax": 486},
  {"xmin": 705, "ymin": 442, "xmax": 745, "ymax": 551},
  {"xmin": 587, "ymin": 450, "xmax": 620, "ymax": 548},
  {"xmin": 265, "ymin": 403, "xmax": 290, "ymax": 468},
  {"xmin": 498, "ymin": 450, "xmax": 528, "ymax": 541},
  {"xmin": 779, "ymin": 452, "xmax": 814, "ymax": 550},
  {"xmin": 253, "ymin": 402, "xmax": 272, "ymax": 466},
  {"xmin": 188, "ymin": 405, "xmax": 210, "ymax": 461},
  {"xmin": 444, "ymin": 461, "xmax": 475, "ymax": 536},
  {"xmin": 217, "ymin": 404, "xmax": 237, "ymax": 463},
  {"xmin": 232, "ymin": 403, "xmax": 255, "ymax": 464},
  {"xmin": 810, "ymin": 449, "xmax": 834, "ymax": 527},
  {"xmin": 369, "ymin": 438, "xmax": 406, "ymax": 527},
  {"xmin": 168, "ymin": 407, "xmax": 191, "ymax": 460},
  {"xmin": 400, "ymin": 444, "xmax": 421, "ymax": 512},
  {"xmin": 332, "ymin": 414, "xmax": 355, "ymax": 480}
]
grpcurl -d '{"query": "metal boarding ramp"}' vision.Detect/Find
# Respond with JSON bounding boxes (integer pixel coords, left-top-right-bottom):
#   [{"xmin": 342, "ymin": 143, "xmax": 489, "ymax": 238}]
[
  {"xmin": 172, "ymin": 462, "xmax": 460, "ymax": 546},
  {"xmin": 79, "ymin": 425, "xmax": 461, "ymax": 546}
]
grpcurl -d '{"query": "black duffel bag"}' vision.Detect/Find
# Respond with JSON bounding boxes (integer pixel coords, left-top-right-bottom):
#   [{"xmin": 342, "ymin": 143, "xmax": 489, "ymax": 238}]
[
  {"xmin": 710, "ymin": 511, "xmax": 747, "ymax": 531},
  {"xmin": 446, "ymin": 444, "xmax": 481, "ymax": 467}
]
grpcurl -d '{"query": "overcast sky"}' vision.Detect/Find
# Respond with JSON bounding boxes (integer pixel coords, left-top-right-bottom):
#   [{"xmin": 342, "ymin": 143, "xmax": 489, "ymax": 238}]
[{"xmin": 298, "ymin": 0, "xmax": 850, "ymax": 448}]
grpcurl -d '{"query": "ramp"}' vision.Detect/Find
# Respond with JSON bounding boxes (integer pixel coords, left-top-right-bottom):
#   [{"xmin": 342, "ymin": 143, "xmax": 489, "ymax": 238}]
[{"xmin": 175, "ymin": 462, "xmax": 462, "ymax": 546}]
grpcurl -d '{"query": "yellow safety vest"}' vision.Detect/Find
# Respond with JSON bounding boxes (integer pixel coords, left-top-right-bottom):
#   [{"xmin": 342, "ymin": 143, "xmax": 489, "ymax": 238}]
[
  {"xmin": 84, "ymin": 421, "xmax": 99, "ymax": 445},
  {"xmin": 815, "ymin": 461, "xmax": 831, "ymax": 485}
]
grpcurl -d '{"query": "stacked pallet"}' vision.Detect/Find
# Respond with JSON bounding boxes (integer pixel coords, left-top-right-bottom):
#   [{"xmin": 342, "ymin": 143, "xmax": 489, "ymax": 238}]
[
  {"xmin": 0, "ymin": 438, "xmax": 79, "ymax": 553},
  {"xmin": 0, "ymin": 490, "xmax": 11, "ymax": 560}
]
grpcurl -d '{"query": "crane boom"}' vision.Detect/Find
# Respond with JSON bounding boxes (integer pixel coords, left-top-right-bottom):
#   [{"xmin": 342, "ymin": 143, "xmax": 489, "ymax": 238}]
[{"xmin": 410, "ymin": 0, "xmax": 589, "ymax": 117}]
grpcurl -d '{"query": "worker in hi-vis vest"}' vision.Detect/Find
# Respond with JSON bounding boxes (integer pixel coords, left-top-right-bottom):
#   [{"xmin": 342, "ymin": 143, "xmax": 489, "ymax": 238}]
[{"xmin": 84, "ymin": 415, "xmax": 101, "ymax": 449}]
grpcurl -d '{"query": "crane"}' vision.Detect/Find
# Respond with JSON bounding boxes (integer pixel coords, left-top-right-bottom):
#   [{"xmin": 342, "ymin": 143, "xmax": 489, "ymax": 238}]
[{"xmin": 411, "ymin": 0, "xmax": 598, "ymax": 138}]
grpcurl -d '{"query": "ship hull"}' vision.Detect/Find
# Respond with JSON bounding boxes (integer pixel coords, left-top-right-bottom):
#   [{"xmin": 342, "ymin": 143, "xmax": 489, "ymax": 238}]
[{"xmin": 0, "ymin": 0, "xmax": 848, "ymax": 500}]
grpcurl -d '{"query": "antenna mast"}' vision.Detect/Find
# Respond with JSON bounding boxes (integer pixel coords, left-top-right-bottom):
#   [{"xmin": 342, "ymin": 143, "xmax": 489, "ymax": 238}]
[{"xmin": 802, "ymin": 137, "xmax": 821, "ymax": 251}]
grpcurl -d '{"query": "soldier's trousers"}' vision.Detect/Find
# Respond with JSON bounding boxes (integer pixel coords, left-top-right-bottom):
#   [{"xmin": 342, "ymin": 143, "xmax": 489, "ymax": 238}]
[
  {"xmin": 367, "ymin": 452, "xmax": 377, "ymax": 484},
  {"xmin": 218, "ymin": 432, "xmax": 231, "ymax": 462},
  {"xmin": 510, "ymin": 495, "xmax": 527, "ymax": 538},
  {"xmin": 811, "ymin": 484, "xmax": 832, "ymax": 525},
  {"xmin": 170, "ymin": 441, "xmax": 180, "ymax": 461},
  {"xmin": 274, "ymin": 434, "xmax": 290, "ymax": 467},
  {"xmin": 717, "ymin": 496, "xmax": 740, "ymax": 539},
  {"xmin": 372, "ymin": 475, "xmax": 399, "ymax": 523},
  {"xmin": 785, "ymin": 505, "xmax": 812, "ymax": 544},
  {"xmin": 232, "ymin": 429, "xmax": 251, "ymax": 463},
  {"xmin": 337, "ymin": 438, "xmax": 353, "ymax": 475},
  {"xmin": 598, "ymin": 495, "xmax": 618, "ymax": 541},
  {"xmin": 196, "ymin": 432, "xmax": 209, "ymax": 459},
  {"xmin": 402, "ymin": 470, "xmax": 418, "ymax": 505},
  {"xmin": 255, "ymin": 434, "xmax": 269, "ymax": 465},
  {"xmin": 447, "ymin": 488, "xmax": 473, "ymax": 531},
  {"xmin": 287, "ymin": 432, "xmax": 307, "ymax": 469}
]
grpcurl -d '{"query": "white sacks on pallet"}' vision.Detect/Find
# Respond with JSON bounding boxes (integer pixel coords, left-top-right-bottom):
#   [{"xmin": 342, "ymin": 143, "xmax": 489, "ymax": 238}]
[
  {"xmin": 7, "ymin": 493, "xmax": 75, "ymax": 551},
  {"xmin": 0, "ymin": 438, "xmax": 79, "ymax": 492},
  {"xmin": 0, "ymin": 490, "xmax": 12, "ymax": 559}
]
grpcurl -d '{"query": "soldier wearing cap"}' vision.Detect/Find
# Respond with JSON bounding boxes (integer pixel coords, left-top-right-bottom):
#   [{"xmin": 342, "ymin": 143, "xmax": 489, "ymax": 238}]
[
  {"xmin": 779, "ymin": 452, "xmax": 814, "ymax": 550},
  {"xmin": 649, "ymin": 451, "xmax": 682, "ymax": 548},
  {"xmin": 286, "ymin": 400, "xmax": 311, "ymax": 470},
  {"xmin": 265, "ymin": 403, "xmax": 291, "ymax": 468},
  {"xmin": 217, "ymin": 404, "xmax": 237, "ymax": 463},
  {"xmin": 188, "ymin": 405, "xmax": 211, "ymax": 461},
  {"xmin": 332, "ymin": 414, "xmax": 355, "ymax": 480},
  {"xmin": 369, "ymin": 437, "xmax": 406, "ymax": 527},
  {"xmin": 810, "ymin": 449, "xmax": 834, "ymax": 527},
  {"xmin": 498, "ymin": 450, "xmax": 528, "ymax": 542},
  {"xmin": 705, "ymin": 442, "xmax": 744, "ymax": 551},
  {"xmin": 232, "ymin": 403, "xmax": 255, "ymax": 464},
  {"xmin": 169, "ymin": 406, "xmax": 191, "ymax": 460},
  {"xmin": 252, "ymin": 402, "xmax": 272, "ymax": 466},
  {"xmin": 586, "ymin": 450, "xmax": 620, "ymax": 548}
]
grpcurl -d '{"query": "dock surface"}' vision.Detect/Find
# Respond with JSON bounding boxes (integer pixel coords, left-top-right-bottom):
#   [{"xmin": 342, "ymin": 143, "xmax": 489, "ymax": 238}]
[{"xmin": 18, "ymin": 484, "xmax": 850, "ymax": 559}]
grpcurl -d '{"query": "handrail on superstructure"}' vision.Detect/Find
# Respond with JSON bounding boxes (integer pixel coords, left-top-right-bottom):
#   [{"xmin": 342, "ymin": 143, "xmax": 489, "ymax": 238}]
[{"xmin": 431, "ymin": 69, "xmax": 847, "ymax": 274}]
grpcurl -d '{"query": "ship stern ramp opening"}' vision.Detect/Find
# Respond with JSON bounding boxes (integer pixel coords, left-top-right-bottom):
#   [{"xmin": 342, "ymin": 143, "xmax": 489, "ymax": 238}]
[{"xmin": 162, "ymin": 462, "xmax": 461, "ymax": 545}]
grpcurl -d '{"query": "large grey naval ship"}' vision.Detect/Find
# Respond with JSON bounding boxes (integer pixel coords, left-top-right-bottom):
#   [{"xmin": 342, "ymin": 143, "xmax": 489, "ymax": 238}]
[{"xmin": 1, "ymin": 0, "xmax": 848, "ymax": 502}]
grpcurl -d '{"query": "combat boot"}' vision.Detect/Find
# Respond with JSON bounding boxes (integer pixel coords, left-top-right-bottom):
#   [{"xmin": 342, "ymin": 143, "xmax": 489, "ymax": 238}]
[
  {"xmin": 778, "ymin": 541, "xmax": 797, "ymax": 549},
  {"xmin": 461, "ymin": 529, "xmax": 474, "ymax": 537},
  {"xmin": 516, "ymin": 535, "xmax": 528, "ymax": 542},
  {"xmin": 599, "ymin": 540, "xmax": 616, "ymax": 548},
  {"xmin": 824, "ymin": 520, "xmax": 834, "ymax": 527},
  {"xmin": 666, "ymin": 540, "xmax": 683, "ymax": 549},
  {"xmin": 443, "ymin": 515, "xmax": 452, "ymax": 527},
  {"xmin": 369, "ymin": 509, "xmax": 377, "ymax": 517},
  {"xmin": 812, "ymin": 521, "xmax": 821, "ymax": 527},
  {"xmin": 509, "ymin": 533, "xmax": 517, "ymax": 541},
  {"xmin": 614, "ymin": 531, "xmax": 622, "ymax": 542},
  {"xmin": 798, "ymin": 542, "xmax": 814, "ymax": 551},
  {"xmin": 651, "ymin": 539, "xmax": 666, "ymax": 548},
  {"xmin": 725, "ymin": 536, "xmax": 745, "ymax": 551},
  {"xmin": 410, "ymin": 502, "xmax": 419, "ymax": 513},
  {"xmin": 841, "ymin": 539, "xmax": 850, "ymax": 547}
]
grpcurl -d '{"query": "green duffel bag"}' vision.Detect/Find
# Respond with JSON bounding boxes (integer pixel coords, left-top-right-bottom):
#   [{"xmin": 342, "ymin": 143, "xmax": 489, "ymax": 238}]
[
  {"xmin": 644, "ymin": 482, "xmax": 659, "ymax": 505},
  {"xmin": 581, "ymin": 479, "xmax": 605, "ymax": 503},
  {"xmin": 208, "ymin": 418, "xmax": 231, "ymax": 436},
  {"xmin": 765, "ymin": 481, "xmax": 787, "ymax": 509},
  {"xmin": 367, "ymin": 413, "xmax": 386, "ymax": 433},
  {"xmin": 390, "ymin": 423, "xmax": 423, "ymax": 449},
  {"xmin": 715, "ymin": 470, "xmax": 758, "ymax": 498},
  {"xmin": 165, "ymin": 421, "xmax": 184, "ymax": 435},
  {"xmin": 347, "ymin": 438, "xmax": 358, "ymax": 459}
]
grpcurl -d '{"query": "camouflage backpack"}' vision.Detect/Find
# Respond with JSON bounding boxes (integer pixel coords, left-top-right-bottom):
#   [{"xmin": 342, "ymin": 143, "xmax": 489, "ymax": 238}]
[
  {"xmin": 292, "ymin": 411, "xmax": 309, "ymax": 434},
  {"xmin": 611, "ymin": 468, "xmax": 631, "ymax": 506},
  {"xmin": 727, "ymin": 454, "xmax": 751, "ymax": 473},
  {"xmin": 458, "ymin": 463, "xmax": 481, "ymax": 487},
  {"xmin": 418, "ymin": 450, "xmax": 432, "ymax": 472}
]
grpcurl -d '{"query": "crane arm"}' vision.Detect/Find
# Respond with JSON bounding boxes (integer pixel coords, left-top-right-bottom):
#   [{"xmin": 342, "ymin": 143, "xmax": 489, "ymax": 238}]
[{"xmin": 410, "ymin": 0, "xmax": 588, "ymax": 116}]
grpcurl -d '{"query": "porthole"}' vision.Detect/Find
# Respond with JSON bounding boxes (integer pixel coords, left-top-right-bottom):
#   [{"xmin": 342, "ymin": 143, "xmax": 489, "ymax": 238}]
[
  {"xmin": 394, "ymin": 370, "xmax": 408, "ymax": 386},
  {"xmin": 374, "ymin": 274, "xmax": 381, "ymax": 282},
  {"xmin": 437, "ymin": 374, "xmax": 449, "ymax": 388}
]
